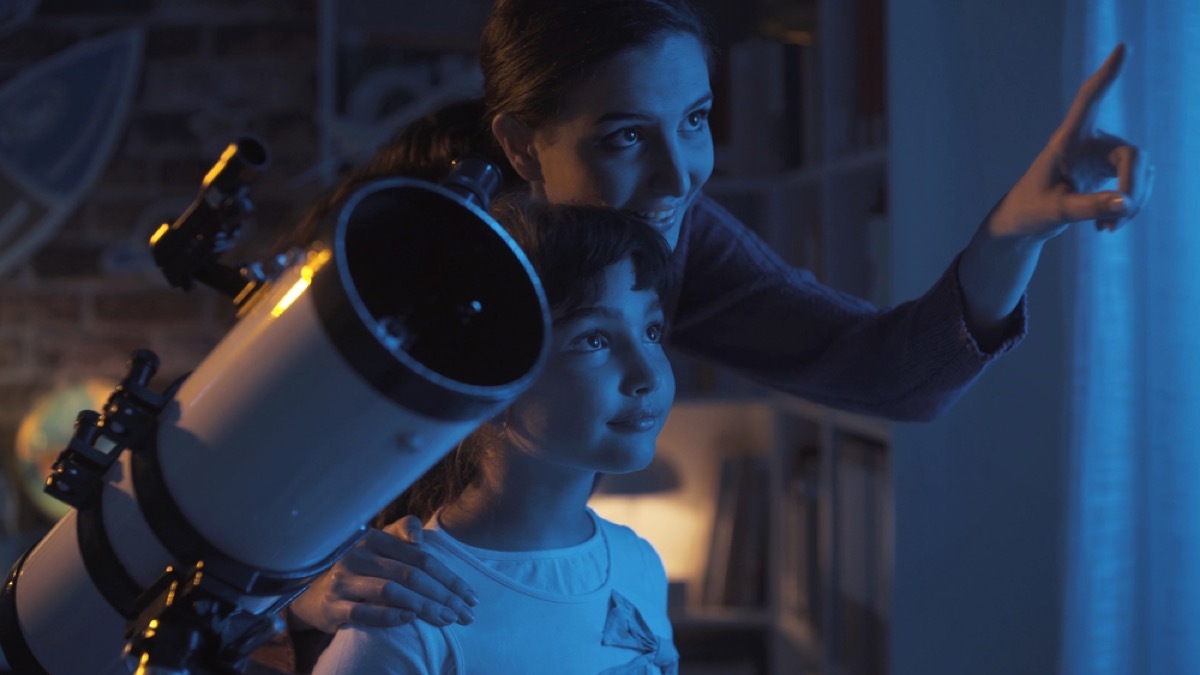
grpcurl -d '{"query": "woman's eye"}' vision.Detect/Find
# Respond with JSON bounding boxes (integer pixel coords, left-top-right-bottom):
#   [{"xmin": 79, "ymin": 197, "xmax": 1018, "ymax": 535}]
[
  {"xmin": 569, "ymin": 331, "xmax": 610, "ymax": 351},
  {"xmin": 602, "ymin": 127, "xmax": 641, "ymax": 149},
  {"xmin": 684, "ymin": 109, "xmax": 710, "ymax": 130},
  {"xmin": 646, "ymin": 323, "xmax": 664, "ymax": 343}
]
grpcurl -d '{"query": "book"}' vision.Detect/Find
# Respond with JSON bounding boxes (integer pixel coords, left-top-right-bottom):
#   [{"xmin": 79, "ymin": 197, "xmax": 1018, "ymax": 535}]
[
  {"xmin": 724, "ymin": 455, "xmax": 770, "ymax": 607},
  {"xmin": 701, "ymin": 455, "xmax": 742, "ymax": 606},
  {"xmin": 724, "ymin": 39, "xmax": 786, "ymax": 176},
  {"xmin": 854, "ymin": 0, "xmax": 887, "ymax": 149},
  {"xmin": 833, "ymin": 432, "xmax": 889, "ymax": 675},
  {"xmin": 781, "ymin": 440, "xmax": 821, "ymax": 627},
  {"xmin": 702, "ymin": 454, "xmax": 771, "ymax": 608},
  {"xmin": 780, "ymin": 41, "xmax": 817, "ymax": 169}
]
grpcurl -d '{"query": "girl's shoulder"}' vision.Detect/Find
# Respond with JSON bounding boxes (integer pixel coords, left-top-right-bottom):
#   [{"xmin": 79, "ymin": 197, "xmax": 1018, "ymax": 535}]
[
  {"xmin": 590, "ymin": 510, "xmax": 665, "ymax": 573},
  {"xmin": 314, "ymin": 621, "xmax": 454, "ymax": 675}
]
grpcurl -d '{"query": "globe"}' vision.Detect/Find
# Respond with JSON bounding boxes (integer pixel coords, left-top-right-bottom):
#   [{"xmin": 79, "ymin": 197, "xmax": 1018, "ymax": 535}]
[{"xmin": 13, "ymin": 379, "xmax": 113, "ymax": 522}]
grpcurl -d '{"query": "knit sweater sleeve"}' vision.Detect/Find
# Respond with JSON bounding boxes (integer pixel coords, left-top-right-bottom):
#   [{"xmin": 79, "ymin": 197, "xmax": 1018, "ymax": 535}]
[{"xmin": 664, "ymin": 194, "xmax": 1026, "ymax": 421}]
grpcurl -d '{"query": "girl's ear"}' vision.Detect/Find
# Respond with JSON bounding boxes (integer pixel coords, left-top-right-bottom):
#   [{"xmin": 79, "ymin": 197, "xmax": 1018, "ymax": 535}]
[{"xmin": 492, "ymin": 113, "xmax": 544, "ymax": 184}]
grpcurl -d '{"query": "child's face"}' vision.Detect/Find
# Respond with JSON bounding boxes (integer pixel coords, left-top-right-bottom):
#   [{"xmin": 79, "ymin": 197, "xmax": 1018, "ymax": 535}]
[
  {"xmin": 504, "ymin": 256, "xmax": 675, "ymax": 474},
  {"xmin": 523, "ymin": 31, "xmax": 714, "ymax": 251}
]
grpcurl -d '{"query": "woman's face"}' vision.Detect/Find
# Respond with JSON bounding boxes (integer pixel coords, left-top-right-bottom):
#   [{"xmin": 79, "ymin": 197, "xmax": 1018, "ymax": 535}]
[{"xmin": 524, "ymin": 32, "xmax": 714, "ymax": 250}]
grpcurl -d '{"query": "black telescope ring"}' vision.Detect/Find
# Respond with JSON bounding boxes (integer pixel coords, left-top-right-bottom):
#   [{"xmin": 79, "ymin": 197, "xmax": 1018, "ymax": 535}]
[
  {"xmin": 0, "ymin": 547, "xmax": 53, "ymax": 675},
  {"xmin": 311, "ymin": 176, "xmax": 549, "ymax": 423},
  {"xmin": 310, "ymin": 261, "xmax": 504, "ymax": 422},
  {"xmin": 130, "ymin": 431, "xmax": 365, "ymax": 599},
  {"xmin": 77, "ymin": 502, "xmax": 143, "ymax": 619}
]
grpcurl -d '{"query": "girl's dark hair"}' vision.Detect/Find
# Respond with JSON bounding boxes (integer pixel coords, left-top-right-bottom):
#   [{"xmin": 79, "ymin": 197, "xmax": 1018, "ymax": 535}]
[
  {"xmin": 481, "ymin": 0, "xmax": 716, "ymax": 128},
  {"xmin": 374, "ymin": 195, "xmax": 673, "ymax": 526},
  {"xmin": 492, "ymin": 194, "xmax": 673, "ymax": 319}
]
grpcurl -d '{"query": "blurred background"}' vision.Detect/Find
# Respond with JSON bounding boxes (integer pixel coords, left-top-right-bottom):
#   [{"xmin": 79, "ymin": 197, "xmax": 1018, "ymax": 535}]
[{"xmin": 0, "ymin": 1, "xmax": 1193, "ymax": 674}]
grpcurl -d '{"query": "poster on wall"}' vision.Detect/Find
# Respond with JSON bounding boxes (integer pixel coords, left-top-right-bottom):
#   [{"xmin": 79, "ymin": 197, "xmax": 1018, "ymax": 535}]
[
  {"xmin": 0, "ymin": 27, "xmax": 143, "ymax": 278},
  {"xmin": 297, "ymin": 0, "xmax": 487, "ymax": 187}
]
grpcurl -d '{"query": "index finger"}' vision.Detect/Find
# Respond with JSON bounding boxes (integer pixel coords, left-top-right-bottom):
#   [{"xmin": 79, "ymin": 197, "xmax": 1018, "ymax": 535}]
[
  {"xmin": 382, "ymin": 514, "xmax": 424, "ymax": 545},
  {"xmin": 1059, "ymin": 43, "xmax": 1127, "ymax": 140}
]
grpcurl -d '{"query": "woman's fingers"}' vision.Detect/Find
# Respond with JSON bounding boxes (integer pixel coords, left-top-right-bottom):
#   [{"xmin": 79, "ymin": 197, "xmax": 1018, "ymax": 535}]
[
  {"xmin": 313, "ymin": 589, "xmax": 416, "ymax": 630},
  {"xmin": 1117, "ymin": 143, "xmax": 1154, "ymax": 217},
  {"xmin": 333, "ymin": 567, "xmax": 469, "ymax": 627},
  {"xmin": 368, "ymin": 526, "xmax": 479, "ymax": 609},
  {"xmin": 1075, "ymin": 135, "xmax": 1152, "ymax": 232},
  {"xmin": 1057, "ymin": 189, "xmax": 1128, "ymax": 228},
  {"xmin": 344, "ymin": 603, "xmax": 416, "ymax": 628},
  {"xmin": 989, "ymin": 45, "xmax": 1151, "ymax": 240},
  {"xmin": 376, "ymin": 573, "xmax": 475, "ymax": 626},
  {"xmin": 288, "ymin": 523, "xmax": 480, "ymax": 634},
  {"xmin": 330, "ymin": 528, "xmax": 477, "ymax": 623},
  {"xmin": 1109, "ymin": 144, "xmax": 1136, "ymax": 199},
  {"xmin": 385, "ymin": 515, "xmax": 424, "ymax": 545},
  {"xmin": 289, "ymin": 524, "xmax": 481, "ymax": 632},
  {"xmin": 369, "ymin": 554, "xmax": 476, "ymax": 625},
  {"xmin": 1058, "ymin": 44, "xmax": 1126, "ymax": 142}
]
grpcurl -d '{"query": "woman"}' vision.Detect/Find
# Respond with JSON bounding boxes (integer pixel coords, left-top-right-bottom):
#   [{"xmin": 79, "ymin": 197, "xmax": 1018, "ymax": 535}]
[{"xmin": 273, "ymin": 0, "xmax": 1150, "ymax": 666}]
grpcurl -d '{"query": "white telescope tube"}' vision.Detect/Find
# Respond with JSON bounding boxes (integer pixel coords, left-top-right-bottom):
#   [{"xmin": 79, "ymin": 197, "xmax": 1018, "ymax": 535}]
[{"xmin": 0, "ymin": 176, "xmax": 549, "ymax": 674}]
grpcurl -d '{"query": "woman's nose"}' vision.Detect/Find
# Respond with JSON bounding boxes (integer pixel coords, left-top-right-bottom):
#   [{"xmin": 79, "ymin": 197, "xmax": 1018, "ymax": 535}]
[{"xmin": 649, "ymin": 137, "xmax": 689, "ymax": 198}]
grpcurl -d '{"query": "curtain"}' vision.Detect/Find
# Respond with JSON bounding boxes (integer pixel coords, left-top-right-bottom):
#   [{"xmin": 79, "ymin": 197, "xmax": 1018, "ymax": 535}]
[{"xmin": 1061, "ymin": 1, "xmax": 1200, "ymax": 673}]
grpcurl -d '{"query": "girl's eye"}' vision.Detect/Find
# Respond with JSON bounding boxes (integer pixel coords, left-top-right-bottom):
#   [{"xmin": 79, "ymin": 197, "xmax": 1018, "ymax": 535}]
[
  {"xmin": 602, "ymin": 127, "xmax": 641, "ymax": 149},
  {"xmin": 684, "ymin": 109, "xmax": 710, "ymax": 130},
  {"xmin": 646, "ymin": 322, "xmax": 664, "ymax": 343},
  {"xmin": 569, "ymin": 331, "xmax": 610, "ymax": 351}
]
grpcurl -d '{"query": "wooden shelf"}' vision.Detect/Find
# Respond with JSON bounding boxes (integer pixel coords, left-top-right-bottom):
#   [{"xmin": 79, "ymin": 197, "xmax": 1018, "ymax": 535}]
[
  {"xmin": 672, "ymin": 607, "xmax": 774, "ymax": 631},
  {"xmin": 777, "ymin": 611, "xmax": 820, "ymax": 653},
  {"xmin": 774, "ymin": 394, "xmax": 892, "ymax": 444}
]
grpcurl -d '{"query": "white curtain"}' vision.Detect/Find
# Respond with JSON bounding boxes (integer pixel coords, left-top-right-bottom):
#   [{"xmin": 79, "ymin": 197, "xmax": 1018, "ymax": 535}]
[{"xmin": 1061, "ymin": 1, "xmax": 1200, "ymax": 673}]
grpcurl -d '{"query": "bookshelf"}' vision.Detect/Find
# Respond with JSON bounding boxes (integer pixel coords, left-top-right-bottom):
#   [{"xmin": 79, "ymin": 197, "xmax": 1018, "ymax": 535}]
[
  {"xmin": 674, "ymin": 0, "xmax": 891, "ymax": 399},
  {"xmin": 656, "ymin": 0, "xmax": 894, "ymax": 673}
]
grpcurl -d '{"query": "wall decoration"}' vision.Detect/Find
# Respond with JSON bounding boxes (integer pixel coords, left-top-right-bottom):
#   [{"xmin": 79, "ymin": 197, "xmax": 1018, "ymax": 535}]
[
  {"xmin": 294, "ymin": 0, "xmax": 487, "ymax": 188},
  {"xmin": 13, "ymin": 379, "xmax": 113, "ymax": 522},
  {"xmin": 0, "ymin": 27, "xmax": 143, "ymax": 277}
]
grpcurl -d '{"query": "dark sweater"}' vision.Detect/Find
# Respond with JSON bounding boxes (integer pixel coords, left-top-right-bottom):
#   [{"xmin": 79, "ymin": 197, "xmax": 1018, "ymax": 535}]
[{"xmin": 664, "ymin": 193, "xmax": 1025, "ymax": 421}]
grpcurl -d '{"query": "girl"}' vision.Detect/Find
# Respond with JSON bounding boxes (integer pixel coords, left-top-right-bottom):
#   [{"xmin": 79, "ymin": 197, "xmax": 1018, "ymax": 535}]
[
  {"xmin": 285, "ymin": 0, "xmax": 1149, "ymax": 652},
  {"xmin": 312, "ymin": 197, "xmax": 680, "ymax": 674}
]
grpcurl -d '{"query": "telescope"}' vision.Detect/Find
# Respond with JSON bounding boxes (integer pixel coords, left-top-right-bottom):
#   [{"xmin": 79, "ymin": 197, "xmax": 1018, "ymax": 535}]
[{"xmin": 0, "ymin": 138, "xmax": 550, "ymax": 674}]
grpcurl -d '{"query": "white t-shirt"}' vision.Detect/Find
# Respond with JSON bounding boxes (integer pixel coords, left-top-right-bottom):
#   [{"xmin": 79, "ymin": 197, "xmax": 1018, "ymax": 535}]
[{"xmin": 313, "ymin": 508, "xmax": 678, "ymax": 674}]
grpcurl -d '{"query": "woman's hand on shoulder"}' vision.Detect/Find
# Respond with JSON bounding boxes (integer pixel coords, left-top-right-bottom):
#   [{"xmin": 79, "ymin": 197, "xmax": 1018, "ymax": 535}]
[
  {"xmin": 287, "ymin": 515, "xmax": 477, "ymax": 634},
  {"xmin": 988, "ymin": 43, "xmax": 1153, "ymax": 241}
]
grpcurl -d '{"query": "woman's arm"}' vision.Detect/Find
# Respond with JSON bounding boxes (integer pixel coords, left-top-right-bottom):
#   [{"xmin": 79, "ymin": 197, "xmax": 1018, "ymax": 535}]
[
  {"xmin": 958, "ymin": 43, "xmax": 1151, "ymax": 348},
  {"xmin": 666, "ymin": 47, "xmax": 1148, "ymax": 420},
  {"xmin": 667, "ymin": 201, "xmax": 1017, "ymax": 422}
]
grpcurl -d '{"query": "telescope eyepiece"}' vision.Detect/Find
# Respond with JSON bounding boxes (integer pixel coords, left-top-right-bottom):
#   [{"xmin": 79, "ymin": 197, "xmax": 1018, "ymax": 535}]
[
  {"xmin": 442, "ymin": 156, "xmax": 503, "ymax": 209},
  {"xmin": 203, "ymin": 135, "xmax": 270, "ymax": 198}
]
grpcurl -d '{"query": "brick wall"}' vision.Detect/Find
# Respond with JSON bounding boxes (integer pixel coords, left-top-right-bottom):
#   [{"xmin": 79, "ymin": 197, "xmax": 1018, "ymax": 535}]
[{"xmin": 0, "ymin": 0, "xmax": 320, "ymax": 529}]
